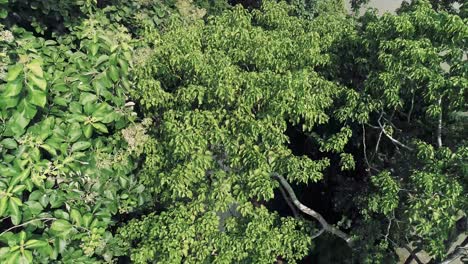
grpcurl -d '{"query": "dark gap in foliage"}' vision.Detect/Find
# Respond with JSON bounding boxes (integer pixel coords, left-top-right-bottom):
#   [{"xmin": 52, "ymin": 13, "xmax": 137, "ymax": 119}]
[
  {"xmin": 3, "ymin": 6, "xmax": 72, "ymax": 39},
  {"xmin": 228, "ymin": 0, "xmax": 262, "ymax": 10},
  {"xmin": 282, "ymin": 122, "xmax": 341, "ymax": 222}
]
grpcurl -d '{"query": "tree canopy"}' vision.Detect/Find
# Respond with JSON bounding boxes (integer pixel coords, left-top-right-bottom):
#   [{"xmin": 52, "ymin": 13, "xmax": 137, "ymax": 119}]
[{"xmin": 0, "ymin": 0, "xmax": 466, "ymax": 263}]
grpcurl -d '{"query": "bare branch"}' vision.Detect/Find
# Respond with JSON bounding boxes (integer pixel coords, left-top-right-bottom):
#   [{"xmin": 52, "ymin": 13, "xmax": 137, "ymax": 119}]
[
  {"xmin": 277, "ymin": 183, "xmax": 299, "ymax": 218},
  {"xmin": 0, "ymin": 218, "xmax": 56, "ymax": 237},
  {"xmin": 437, "ymin": 97, "xmax": 443, "ymax": 148},
  {"xmin": 272, "ymin": 173, "xmax": 354, "ymax": 246},
  {"xmin": 377, "ymin": 114, "xmax": 414, "ymax": 151},
  {"xmin": 407, "ymin": 91, "xmax": 415, "ymax": 123}
]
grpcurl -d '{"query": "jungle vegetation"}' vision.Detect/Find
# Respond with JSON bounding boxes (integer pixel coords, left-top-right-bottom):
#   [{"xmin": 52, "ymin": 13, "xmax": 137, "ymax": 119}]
[{"xmin": 0, "ymin": 0, "xmax": 466, "ymax": 263}]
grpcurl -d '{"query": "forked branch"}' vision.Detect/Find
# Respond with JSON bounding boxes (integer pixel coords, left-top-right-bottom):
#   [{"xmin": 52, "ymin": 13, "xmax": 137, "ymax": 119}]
[{"xmin": 273, "ymin": 173, "xmax": 354, "ymax": 246}]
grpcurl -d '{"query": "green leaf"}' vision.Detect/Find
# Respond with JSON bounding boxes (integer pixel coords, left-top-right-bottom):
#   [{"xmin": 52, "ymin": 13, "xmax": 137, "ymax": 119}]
[
  {"xmin": 8, "ymin": 198, "xmax": 21, "ymax": 225},
  {"xmin": 70, "ymin": 209, "xmax": 82, "ymax": 226},
  {"xmin": 68, "ymin": 123, "xmax": 82, "ymax": 142},
  {"xmin": 94, "ymin": 55, "xmax": 109, "ymax": 67},
  {"xmin": 26, "ymin": 59, "xmax": 43, "ymax": 78},
  {"xmin": 50, "ymin": 220, "xmax": 72, "ymax": 236},
  {"xmin": 27, "ymin": 88, "xmax": 47, "ymax": 107},
  {"xmin": 6, "ymin": 251, "xmax": 20, "ymax": 264},
  {"xmin": 79, "ymin": 92, "xmax": 97, "ymax": 105},
  {"xmin": 24, "ymin": 201, "xmax": 43, "ymax": 215},
  {"xmin": 118, "ymin": 59, "xmax": 129, "ymax": 74},
  {"xmin": 83, "ymin": 124, "xmax": 93, "ymax": 139},
  {"xmin": 24, "ymin": 239, "xmax": 49, "ymax": 250},
  {"xmin": 3, "ymin": 79, "xmax": 23, "ymax": 97},
  {"xmin": 0, "ymin": 97, "xmax": 19, "ymax": 109},
  {"xmin": 108, "ymin": 65, "xmax": 119, "ymax": 82},
  {"xmin": 28, "ymin": 74, "xmax": 47, "ymax": 91},
  {"xmin": 0, "ymin": 197, "xmax": 8, "ymax": 217},
  {"xmin": 4, "ymin": 112, "xmax": 30, "ymax": 137},
  {"xmin": 92, "ymin": 122, "xmax": 108, "ymax": 133},
  {"xmin": 71, "ymin": 141, "xmax": 91, "ymax": 152},
  {"xmin": 89, "ymin": 43, "xmax": 99, "ymax": 56},
  {"xmin": 40, "ymin": 144, "xmax": 57, "ymax": 156},
  {"xmin": 0, "ymin": 10, "xmax": 7, "ymax": 19},
  {"xmin": 20, "ymin": 250, "xmax": 33, "ymax": 263},
  {"xmin": 9, "ymin": 168, "xmax": 31, "ymax": 187},
  {"xmin": 0, "ymin": 138, "xmax": 17, "ymax": 149},
  {"xmin": 6, "ymin": 64, "xmax": 23, "ymax": 82},
  {"xmin": 10, "ymin": 185, "xmax": 26, "ymax": 194}
]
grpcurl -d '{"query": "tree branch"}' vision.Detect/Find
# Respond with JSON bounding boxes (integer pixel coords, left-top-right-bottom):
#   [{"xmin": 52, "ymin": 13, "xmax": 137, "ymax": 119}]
[
  {"xmin": 437, "ymin": 97, "xmax": 443, "ymax": 148},
  {"xmin": 0, "ymin": 217, "xmax": 56, "ymax": 237},
  {"xmin": 377, "ymin": 113, "xmax": 414, "ymax": 151},
  {"xmin": 277, "ymin": 183, "xmax": 299, "ymax": 218},
  {"xmin": 272, "ymin": 173, "xmax": 354, "ymax": 246}
]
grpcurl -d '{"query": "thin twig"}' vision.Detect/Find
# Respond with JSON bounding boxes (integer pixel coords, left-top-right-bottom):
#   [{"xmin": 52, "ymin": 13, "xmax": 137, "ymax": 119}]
[
  {"xmin": 362, "ymin": 124, "xmax": 372, "ymax": 172},
  {"xmin": 407, "ymin": 91, "xmax": 415, "ymax": 123},
  {"xmin": 372, "ymin": 129, "xmax": 383, "ymax": 161},
  {"xmin": 272, "ymin": 173, "xmax": 354, "ymax": 246},
  {"xmin": 377, "ymin": 113, "xmax": 413, "ymax": 151},
  {"xmin": 437, "ymin": 97, "xmax": 443, "ymax": 148},
  {"xmin": 0, "ymin": 217, "xmax": 56, "ymax": 237}
]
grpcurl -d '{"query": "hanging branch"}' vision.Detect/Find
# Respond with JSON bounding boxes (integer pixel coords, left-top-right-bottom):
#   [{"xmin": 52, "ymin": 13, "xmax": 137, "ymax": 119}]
[
  {"xmin": 277, "ymin": 183, "xmax": 299, "ymax": 218},
  {"xmin": 376, "ymin": 113, "xmax": 414, "ymax": 151},
  {"xmin": 272, "ymin": 173, "xmax": 354, "ymax": 246},
  {"xmin": 0, "ymin": 218, "xmax": 56, "ymax": 237},
  {"xmin": 437, "ymin": 97, "xmax": 443, "ymax": 148}
]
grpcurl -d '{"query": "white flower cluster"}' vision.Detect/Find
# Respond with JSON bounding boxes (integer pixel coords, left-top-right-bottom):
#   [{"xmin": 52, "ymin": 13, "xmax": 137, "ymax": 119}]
[{"xmin": 0, "ymin": 29, "xmax": 14, "ymax": 43}]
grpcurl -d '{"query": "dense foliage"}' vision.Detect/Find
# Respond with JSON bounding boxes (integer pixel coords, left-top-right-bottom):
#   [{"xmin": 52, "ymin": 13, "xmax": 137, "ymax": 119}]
[{"xmin": 0, "ymin": 0, "xmax": 466, "ymax": 263}]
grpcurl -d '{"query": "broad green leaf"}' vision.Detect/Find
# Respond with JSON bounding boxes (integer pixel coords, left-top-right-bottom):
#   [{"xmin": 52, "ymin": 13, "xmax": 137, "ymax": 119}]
[
  {"xmin": 0, "ymin": 138, "xmax": 17, "ymax": 149},
  {"xmin": 50, "ymin": 220, "xmax": 72, "ymax": 235},
  {"xmin": 24, "ymin": 201, "xmax": 43, "ymax": 215},
  {"xmin": 71, "ymin": 141, "xmax": 91, "ymax": 152},
  {"xmin": 79, "ymin": 92, "xmax": 97, "ymax": 105},
  {"xmin": 0, "ymin": 197, "xmax": 8, "ymax": 217},
  {"xmin": 89, "ymin": 43, "xmax": 99, "ymax": 56},
  {"xmin": 83, "ymin": 124, "xmax": 93, "ymax": 139},
  {"xmin": 40, "ymin": 144, "xmax": 57, "ymax": 156},
  {"xmin": 28, "ymin": 74, "xmax": 47, "ymax": 91},
  {"xmin": 68, "ymin": 123, "xmax": 82, "ymax": 142},
  {"xmin": 10, "ymin": 185, "xmax": 26, "ymax": 194},
  {"xmin": 9, "ymin": 168, "xmax": 31, "ymax": 187},
  {"xmin": 70, "ymin": 209, "xmax": 82, "ymax": 226},
  {"xmin": 6, "ymin": 64, "xmax": 23, "ymax": 82},
  {"xmin": 28, "ymin": 89, "xmax": 47, "ymax": 107},
  {"xmin": 10, "ymin": 197, "xmax": 22, "ymax": 206},
  {"xmin": 118, "ymin": 59, "xmax": 129, "ymax": 74},
  {"xmin": 92, "ymin": 122, "xmax": 108, "ymax": 133},
  {"xmin": 24, "ymin": 239, "xmax": 49, "ymax": 250},
  {"xmin": 19, "ymin": 100, "xmax": 38, "ymax": 119},
  {"xmin": 26, "ymin": 59, "xmax": 43, "ymax": 78},
  {"xmin": 20, "ymin": 250, "xmax": 33, "ymax": 264},
  {"xmin": 108, "ymin": 65, "xmax": 119, "ymax": 82},
  {"xmin": 4, "ymin": 112, "xmax": 30, "ymax": 137},
  {"xmin": 8, "ymin": 198, "xmax": 21, "ymax": 225},
  {"xmin": 0, "ymin": 9, "xmax": 7, "ymax": 19},
  {"xmin": 94, "ymin": 55, "xmax": 109, "ymax": 67},
  {"xmin": 6, "ymin": 251, "xmax": 20, "ymax": 264},
  {"xmin": 3, "ymin": 79, "xmax": 23, "ymax": 97},
  {"xmin": 0, "ymin": 97, "xmax": 19, "ymax": 109}
]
